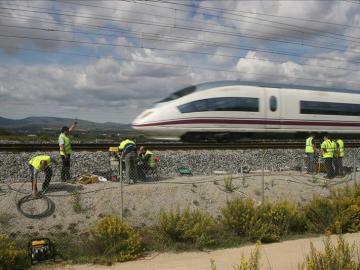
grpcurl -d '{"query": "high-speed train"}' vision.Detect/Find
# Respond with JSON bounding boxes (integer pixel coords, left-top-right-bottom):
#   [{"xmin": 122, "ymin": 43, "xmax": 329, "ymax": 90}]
[{"xmin": 132, "ymin": 81, "xmax": 360, "ymax": 141}]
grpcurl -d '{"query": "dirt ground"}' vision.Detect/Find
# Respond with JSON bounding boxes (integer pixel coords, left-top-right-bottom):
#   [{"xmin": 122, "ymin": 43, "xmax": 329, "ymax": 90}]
[
  {"xmin": 36, "ymin": 232, "xmax": 360, "ymax": 270},
  {"xmin": 0, "ymin": 171, "xmax": 355, "ymax": 237}
]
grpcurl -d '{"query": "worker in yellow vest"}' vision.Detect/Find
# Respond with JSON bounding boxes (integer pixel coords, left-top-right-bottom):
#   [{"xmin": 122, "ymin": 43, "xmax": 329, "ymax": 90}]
[
  {"xmin": 321, "ymin": 134, "xmax": 334, "ymax": 179},
  {"xmin": 334, "ymin": 138, "xmax": 345, "ymax": 177},
  {"xmin": 119, "ymin": 138, "xmax": 138, "ymax": 183},
  {"xmin": 305, "ymin": 133, "xmax": 316, "ymax": 174},
  {"xmin": 59, "ymin": 121, "xmax": 77, "ymax": 182},
  {"xmin": 138, "ymin": 146, "xmax": 157, "ymax": 181},
  {"xmin": 28, "ymin": 155, "xmax": 57, "ymax": 197}
]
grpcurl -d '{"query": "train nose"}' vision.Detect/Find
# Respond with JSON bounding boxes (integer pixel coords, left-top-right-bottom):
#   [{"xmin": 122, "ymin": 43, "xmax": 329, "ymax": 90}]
[{"xmin": 132, "ymin": 109, "xmax": 155, "ymax": 128}]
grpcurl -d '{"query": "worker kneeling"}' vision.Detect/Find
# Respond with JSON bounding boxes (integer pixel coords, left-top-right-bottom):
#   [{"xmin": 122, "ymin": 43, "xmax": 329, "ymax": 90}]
[
  {"xmin": 29, "ymin": 155, "xmax": 57, "ymax": 197},
  {"xmin": 138, "ymin": 146, "xmax": 157, "ymax": 181}
]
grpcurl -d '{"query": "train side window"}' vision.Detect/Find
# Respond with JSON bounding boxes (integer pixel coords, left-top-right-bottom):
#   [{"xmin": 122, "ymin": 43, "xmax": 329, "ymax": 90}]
[
  {"xmin": 160, "ymin": 86, "xmax": 197, "ymax": 102},
  {"xmin": 270, "ymin": 96, "xmax": 277, "ymax": 112},
  {"xmin": 300, "ymin": 101, "xmax": 360, "ymax": 116},
  {"xmin": 178, "ymin": 97, "xmax": 259, "ymax": 113}
]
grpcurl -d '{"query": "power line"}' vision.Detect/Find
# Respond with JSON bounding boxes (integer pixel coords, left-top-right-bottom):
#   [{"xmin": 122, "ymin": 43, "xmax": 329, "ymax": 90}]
[
  {"xmin": 1, "ymin": 22, "xmax": 359, "ymax": 73},
  {"xmin": 1, "ymin": 9, "xmax": 360, "ymax": 70},
  {"xmin": 1, "ymin": 5, "xmax": 360, "ymax": 56},
  {"xmin": 130, "ymin": 0, "xmax": 360, "ymax": 43},
  {"xmin": 189, "ymin": 1, "xmax": 360, "ymax": 30},
  {"xmin": 0, "ymin": 0, "xmax": 360, "ymax": 85},
  {"xmin": 4, "ymin": 1, "xmax": 360, "ymax": 48},
  {"xmin": 62, "ymin": 0, "xmax": 360, "ymax": 47},
  {"xmin": 61, "ymin": 0, "xmax": 359, "ymax": 31},
  {"xmin": 1, "ymin": 44, "xmax": 359, "ymax": 88}
]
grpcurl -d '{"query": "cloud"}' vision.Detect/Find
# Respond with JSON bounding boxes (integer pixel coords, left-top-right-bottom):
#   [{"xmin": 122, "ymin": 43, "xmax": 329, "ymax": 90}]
[{"xmin": 0, "ymin": 0, "xmax": 360, "ymax": 123}]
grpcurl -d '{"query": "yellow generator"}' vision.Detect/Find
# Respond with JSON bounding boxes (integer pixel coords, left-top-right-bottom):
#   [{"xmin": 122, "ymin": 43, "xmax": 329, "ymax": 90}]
[
  {"xmin": 109, "ymin": 147, "xmax": 120, "ymax": 181},
  {"xmin": 28, "ymin": 238, "xmax": 55, "ymax": 264}
]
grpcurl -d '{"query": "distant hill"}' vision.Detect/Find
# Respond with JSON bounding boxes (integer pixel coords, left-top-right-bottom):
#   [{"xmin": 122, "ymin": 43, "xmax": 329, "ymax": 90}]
[{"xmin": 0, "ymin": 116, "xmax": 130, "ymax": 131}]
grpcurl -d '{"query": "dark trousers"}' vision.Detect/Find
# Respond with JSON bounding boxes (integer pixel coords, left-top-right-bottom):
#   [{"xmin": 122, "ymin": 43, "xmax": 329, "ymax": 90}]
[
  {"xmin": 124, "ymin": 151, "xmax": 138, "ymax": 183},
  {"xmin": 306, "ymin": 153, "xmax": 315, "ymax": 173},
  {"xmin": 29, "ymin": 165, "xmax": 52, "ymax": 190},
  {"xmin": 137, "ymin": 162, "xmax": 151, "ymax": 181},
  {"xmin": 334, "ymin": 157, "xmax": 343, "ymax": 176},
  {"xmin": 324, "ymin": 158, "xmax": 334, "ymax": 178},
  {"xmin": 61, "ymin": 155, "xmax": 71, "ymax": 181}
]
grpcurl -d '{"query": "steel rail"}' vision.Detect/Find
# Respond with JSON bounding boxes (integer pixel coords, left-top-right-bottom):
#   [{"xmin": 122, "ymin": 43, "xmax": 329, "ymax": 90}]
[{"xmin": 0, "ymin": 141, "xmax": 360, "ymax": 152}]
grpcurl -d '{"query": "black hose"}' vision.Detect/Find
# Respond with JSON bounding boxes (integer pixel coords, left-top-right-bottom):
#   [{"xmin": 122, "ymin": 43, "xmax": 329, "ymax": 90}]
[{"xmin": 16, "ymin": 194, "xmax": 55, "ymax": 219}]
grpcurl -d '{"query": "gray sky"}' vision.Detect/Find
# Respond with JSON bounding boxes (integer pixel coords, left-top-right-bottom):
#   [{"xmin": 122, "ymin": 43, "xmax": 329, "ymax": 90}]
[{"xmin": 0, "ymin": 0, "xmax": 360, "ymax": 123}]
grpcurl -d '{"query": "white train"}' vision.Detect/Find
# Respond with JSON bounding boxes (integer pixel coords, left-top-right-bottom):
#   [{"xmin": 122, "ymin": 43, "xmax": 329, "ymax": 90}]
[{"xmin": 132, "ymin": 81, "xmax": 360, "ymax": 141}]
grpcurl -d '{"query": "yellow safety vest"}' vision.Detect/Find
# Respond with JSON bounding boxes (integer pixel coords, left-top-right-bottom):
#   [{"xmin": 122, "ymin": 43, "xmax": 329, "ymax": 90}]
[
  {"xmin": 321, "ymin": 139, "xmax": 334, "ymax": 158},
  {"xmin": 337, "ymin": 139, "xmax": 345, "ymax": 158},
  {"xmin": 305, "ymin": 137, "xmax": 314, "ymax": 153},
  {"xmin": 119, "ymin": 139, "xmax": 135, "ymax": 150},
  {"xmin": 145, "ymin": 150, "xmax": 156, "ymax": 168},
  {"xmin": 59, "ymin": 133, "xmax": 72, "ymax": 155},
  {"xmin": 29, "ymin": 155, "xmax": 51, "ymax": 170}
]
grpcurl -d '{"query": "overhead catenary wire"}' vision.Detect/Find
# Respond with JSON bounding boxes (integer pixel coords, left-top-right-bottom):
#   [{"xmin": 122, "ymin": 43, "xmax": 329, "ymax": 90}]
[
  {"xmin": 129, "ymin": 0, "xmax": 360, "ymax": 43},
  {"xmin": 61, "ymin": 0, "xmax": 360, "ymax": 43},
  {"xmin": 1, "ymin": 1, "xmax": 360, "ymax": 70},
  {"xmin": 0, "ymin": 14, "xmax": 360, "ymax": 77},
  {"xmin": 1, "ymin": 22, "xmax": 360, "ymax": 74},
  {"xmin": 2, "ymin": 3, "xmax": 358, "ymax": 67},
  {"xmin": 2, "ymin": 3, "xmax": 360, "ymax": 53},
  {"xmin": 2, "ymin": 40, "xmax": 360, "ymax": 87},
  {"xmin": 0, "ymin": 0, "xmax": 359, "ymax": 87}
]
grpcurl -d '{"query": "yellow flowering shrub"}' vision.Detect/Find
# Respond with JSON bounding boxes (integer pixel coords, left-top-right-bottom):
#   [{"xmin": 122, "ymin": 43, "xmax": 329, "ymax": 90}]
[
  {"xmin": 221, "ymin": 198, "xmax": 255, "ymax": 236},
  {"xmin": 222, "ymin": 199, "xmax": 303, "ymax": 242},
  {"xmin": 305, "ymin": 187, "xmax": 360, "ymax": 234},
  {"xmin": 90, "ymin": 216, "xmax": 141, "ymax": 262},
  {"xmin": 157, "ymin": 208, "xmax": 218, "ymax": 248},
  {"xmin": 0, "ymin": 234, "xmax": 27, "ymax": 270},
  {"xmin": 298, "ymin": 235, "xmax": 360, "ymax": 270},
  {"xmin": 210, "ymin": 242, "xmax": 261, "ymax": 270},
  {"xmin": 340, "ymin": 203, "xmax": 360, "ymax": 233}
]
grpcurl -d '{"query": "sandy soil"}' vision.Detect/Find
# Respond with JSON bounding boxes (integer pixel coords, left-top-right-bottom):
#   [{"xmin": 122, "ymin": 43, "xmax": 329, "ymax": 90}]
[
  {"xmin": 36, "ymin": 232, "xmax": 360, "ymax": 270},
  {"xmin": 0, "ymin": 171, "xmax": 354, "ymax": 237}
]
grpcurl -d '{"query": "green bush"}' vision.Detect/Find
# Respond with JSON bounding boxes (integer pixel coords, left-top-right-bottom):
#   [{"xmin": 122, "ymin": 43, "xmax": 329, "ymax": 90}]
[
  {"xmin": 0, "ymin": 234, "xmax": 28, "ymax": 270},
  {"xmin": 50, "ymin": 232, "xmax": 90, "ymax": 263},
  {"xmin": 340, "ymin": 203, "xmax": 360, "ymax": 233},
  {"xmin": 305, "ymin": 188, "xmax": 360, "ymax": 234},
  {"xmin": 221, "ymin": 198, "xmax": 255, "ymax": 236},
  {"xmin": 89, "ymin": 216, "xmax": 142, "ymax": 263},
  {"xmin": 249, "ymin": 200, "xmax": 303, "ymax": 242},
  {"xmin": 222, "ymin": 199, "xmax": 304, "ymax": 242},
  {"xmin": 156, "ymin": 208, "xmax": 218, "ymax": 248},
  {"xmin": 304, "ymin": 197, "xmax": 336, "ymax": 233},
  {"xmin": 298, "ymin": 235, "xmax": 360, "ymax": 270}
]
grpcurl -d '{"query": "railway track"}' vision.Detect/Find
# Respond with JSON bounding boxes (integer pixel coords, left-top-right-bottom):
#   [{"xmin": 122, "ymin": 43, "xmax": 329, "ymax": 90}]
[{"xmin": 1, "ymin": 141, "xmax": 360, "ymax": 152}]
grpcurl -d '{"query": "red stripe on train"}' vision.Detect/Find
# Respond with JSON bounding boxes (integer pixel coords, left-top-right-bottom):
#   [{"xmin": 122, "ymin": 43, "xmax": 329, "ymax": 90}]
[{"xmin": 133, "ymin": 118, "xmax": 360, "ymax": 127}]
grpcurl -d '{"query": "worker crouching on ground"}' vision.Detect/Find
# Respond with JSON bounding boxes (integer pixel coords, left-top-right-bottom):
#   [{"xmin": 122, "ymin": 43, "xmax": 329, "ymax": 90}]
[
  {"xmin": 119, "ymin": 138, "xmax": 138, "ymax": 184},
  {"xmin": 137, "ymin": 146, "xmax": 156, "ymax": 181},
  {"xmin": 321, "ymin": 134, "xmax": 335, "ymax": 179},
  {"xmin": 59, "ymin": 121, "xmax": 77, "ymax": 182},
  {"xmin": 29, "ymin": 155, "xmax": 57, "ymax": 197},
  {"xmin": 305, "ymin": 133, "xmax": 316, "ymax": 174}
]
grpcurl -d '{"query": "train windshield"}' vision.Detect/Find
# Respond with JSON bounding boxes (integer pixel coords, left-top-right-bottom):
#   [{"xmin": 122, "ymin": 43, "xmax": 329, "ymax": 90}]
[{"xmin": 159, "ymin": 86, "xmax": 197, "ymax": 102}]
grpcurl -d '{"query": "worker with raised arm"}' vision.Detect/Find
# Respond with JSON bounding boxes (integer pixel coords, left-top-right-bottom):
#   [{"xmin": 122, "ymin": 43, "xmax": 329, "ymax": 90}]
[
  {"xmin": 59, "ymin": 121, "xmax": 77, "ymax": 182},
  {"xmin": 29, "ymin": 155, "xmax": 57, "ymax": 197}
]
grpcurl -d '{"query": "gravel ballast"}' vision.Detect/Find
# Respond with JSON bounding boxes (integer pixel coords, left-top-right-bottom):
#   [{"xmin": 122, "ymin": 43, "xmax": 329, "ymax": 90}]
[{"xmin": 0, "ymin": 148, "xmax": 359, "ymax": 182}]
